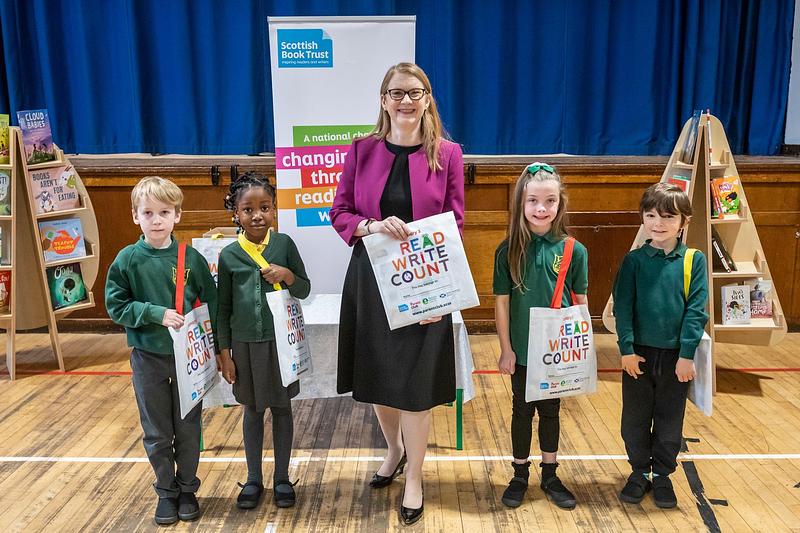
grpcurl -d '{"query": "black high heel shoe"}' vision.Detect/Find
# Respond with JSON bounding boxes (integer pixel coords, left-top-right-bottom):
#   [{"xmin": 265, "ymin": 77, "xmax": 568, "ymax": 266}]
[
  {"xmin": 400, "ymin": 487, "xmax": 424, "ymax": 525},
  {"xmin": 369, "ymin": 454, "xmax": 407, "ymax": 488}
]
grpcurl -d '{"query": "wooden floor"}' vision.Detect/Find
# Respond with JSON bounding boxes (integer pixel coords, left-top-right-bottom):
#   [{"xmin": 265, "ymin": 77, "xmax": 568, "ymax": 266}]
[{"xmin": 1, "ymin": 333, "xmax": 800, "ymax": 532}]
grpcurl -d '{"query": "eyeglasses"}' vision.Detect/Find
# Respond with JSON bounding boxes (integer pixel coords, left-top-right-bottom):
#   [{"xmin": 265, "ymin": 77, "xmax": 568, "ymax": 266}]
[{"xmin": 385, "ymin": 88, "xmax": 427, "ymax": 101}]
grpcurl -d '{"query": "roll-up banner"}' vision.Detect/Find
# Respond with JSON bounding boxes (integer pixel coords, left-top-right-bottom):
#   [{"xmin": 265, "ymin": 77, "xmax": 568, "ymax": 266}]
[{"xmin": 268, "ymin": 16, "xmax": 416, "ymax": 294}]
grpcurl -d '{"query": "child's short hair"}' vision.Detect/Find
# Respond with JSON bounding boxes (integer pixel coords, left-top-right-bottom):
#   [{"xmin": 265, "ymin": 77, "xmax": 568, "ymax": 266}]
[
  {"xmin": 640, "ymin": 182, "xmax": 692, "ymax": 224},
  {"xmin": 131, "ymin": 176, "xmax": 183, "ymax": 212},
  {"xmin": 223, "ymin": 171, "xmax": 276, "ymax": 211}
]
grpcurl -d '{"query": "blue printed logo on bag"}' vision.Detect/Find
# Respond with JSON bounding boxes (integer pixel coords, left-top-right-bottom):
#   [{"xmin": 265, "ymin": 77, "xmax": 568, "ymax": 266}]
[
  {"xmin": 398, "ymin": 304, "xmax": 409, "ymax": 312},
  {"xmin": 539, "ymin": 382, "xmax": 549, "ymax": 390},
  {"xmin": 277, "ymin": 29, "xmax": 333, "ymax": 68},
  {"xmin": 191, "ymin": 391, "xmax": 197, "ymax": 400}
]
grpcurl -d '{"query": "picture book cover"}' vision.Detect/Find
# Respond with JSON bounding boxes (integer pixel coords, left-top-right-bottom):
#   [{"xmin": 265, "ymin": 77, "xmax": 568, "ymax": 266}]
[
  {"xmin": 0, "ymin": 169, "xmax": 11, "ymax": 215},
  {"xmin": 712, "ymin": 176, "xmax": 740, "ymax": 217},
  {"xmin": 681, "ymin": 110, "xmax": 702, "ymax": 164},
  {"xmin": 0, "ymin": 271, "xmax": 10, "ymax": 312},
  {"xmin": 29, "ymin": 164, "xmax": 81, "ymax": 214},
  {"xmin": 749, "ymin": 278, "xmax": 773, "ymax": 319},
  {"xmin": 710, "ymin": 227, "xmax": 736, "ymax": 272},
  {"xmin": 721, "ymin": 283, "xmax": 750, "ymax": 325},
  {"xmin": 667, "ymin": 175, "xmax": 690, "ymax": 193},
  {"xmin": 17, "ymin": 109, "xmax": 56, "ymax": 165},
  {"xmin": 46, "ymin": 262, "xmax": 87, "ymax": 310},
  {"xmin": 39, "ymin": 218, "xmax": 86, "ymax": 262},
  {"xmin": 0, "ymin": 113, "xmax": 9, "ymax": 164}
]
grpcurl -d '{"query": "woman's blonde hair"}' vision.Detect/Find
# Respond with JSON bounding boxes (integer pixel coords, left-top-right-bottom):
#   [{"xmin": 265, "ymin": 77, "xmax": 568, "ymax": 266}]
[
  {"xmin": 372, "ymin": 62, "xmax": 445, "ymax": 171},
  {"xmin": 507, "ymin": 164, "xmax": 570, "ymax": 290}
]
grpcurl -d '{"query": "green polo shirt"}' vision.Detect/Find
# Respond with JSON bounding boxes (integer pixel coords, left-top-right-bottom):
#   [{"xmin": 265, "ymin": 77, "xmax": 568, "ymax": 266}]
[
  {"xmin": 493, "ymin": 233, "xmax": 589, "ymax": 365},
  {"xmin": 216, "ymin": 231, "xmax": 310, "ymax": 350},
  {"xmin": 612, "ymin": 240, "xmax": 709, "ymax": 359}
]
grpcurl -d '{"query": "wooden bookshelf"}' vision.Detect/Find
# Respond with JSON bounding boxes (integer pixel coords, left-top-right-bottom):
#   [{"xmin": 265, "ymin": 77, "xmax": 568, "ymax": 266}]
[
  {"xmin": 0, "ymin": 128, "xmax": 18, "ymax": 378},
  {"xmin": 2, "ymin": 127, "xmax": 100, "ymax": 379},
  {"xmin": 602, "ymin": 114, "xmax": 788, "ymax": 387}
]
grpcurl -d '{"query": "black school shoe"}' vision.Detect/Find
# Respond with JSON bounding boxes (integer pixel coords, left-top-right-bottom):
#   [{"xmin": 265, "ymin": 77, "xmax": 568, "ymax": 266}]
[
  {"xmin": 501, "ymin": 461, "xmax": 531, "ymax": 508},
  {"xmin": 154, "ymin": 497, "xmax": 179, "ymax": 526},
  {"xmin": 652, "ymin": 475, "xmax": 678, "ymax": 508},
  {"xmin": 237, "ymin": 481, "xmax": 264, "ymax": 509},
  {"xmin": 274, "ymin": 480, "xmax": 297, "ymax": 508},
  {"xmin": 619, "ymin": 472, "xmax": 652, "ymax": 504},
  {"xmin": 540, "ymin": 462, "xmax": 576, "ymax": 510},
  {"xmin": 177, "ymin": 492, "xmax": 201, "ymax": 521}
]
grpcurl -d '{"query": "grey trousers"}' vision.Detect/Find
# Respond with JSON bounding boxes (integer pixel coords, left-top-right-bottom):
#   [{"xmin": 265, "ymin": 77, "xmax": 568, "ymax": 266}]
[{"xmin": 131, "ymin": 348, "xmax": 202, "ymax": 498}]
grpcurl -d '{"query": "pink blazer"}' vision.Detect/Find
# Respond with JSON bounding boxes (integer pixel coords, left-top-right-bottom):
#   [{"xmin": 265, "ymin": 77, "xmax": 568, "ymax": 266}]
[{"xmin": 330, "ymin": 135, "xmax": 465, "ymax": 246}]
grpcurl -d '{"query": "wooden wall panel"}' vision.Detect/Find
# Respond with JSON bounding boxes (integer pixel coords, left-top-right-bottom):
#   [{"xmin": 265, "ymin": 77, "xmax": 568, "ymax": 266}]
[{"xmin": 62, "ymin": 155, "xmax": 800, "ymax": 332}]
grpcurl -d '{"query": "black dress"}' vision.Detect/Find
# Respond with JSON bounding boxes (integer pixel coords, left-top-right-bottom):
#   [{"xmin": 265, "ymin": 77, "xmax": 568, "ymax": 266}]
[{"xmin": 336, "ymin": 141, "xmax": 456, "ymax": 411}]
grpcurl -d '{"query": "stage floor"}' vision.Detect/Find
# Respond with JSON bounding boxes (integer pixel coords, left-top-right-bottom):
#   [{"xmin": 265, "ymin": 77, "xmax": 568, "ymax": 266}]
[{"xmin": 1, "ymin": 333, "xmax": 799, "ymax": 532}]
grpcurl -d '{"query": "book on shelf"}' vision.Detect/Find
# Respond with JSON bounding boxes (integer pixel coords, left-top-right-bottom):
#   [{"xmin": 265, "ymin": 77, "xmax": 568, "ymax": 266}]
[
  {"xmin": 16, "ymin": 109, "xmax": 56, "ymax": 165},
  {"xmin": 749, "ymin": 278, "xmax": 773, "ymax": 319},
  {"xmin": 681, "ymin": 110, "xmax": 702, "ymax": 164},
  {"xmin": 711, "ymin": 176, "xmax": 740, "ymax": 218},
  {"xmin": 29, "ymin": 164, "xmax": 81, "ymax": 214},
  {"xmin": 667, "ymin": 175, "xmax": 691, "ymax": 192},
  {"xmin": 0, "ymin": 169, "xmax": 11, "ymax": 215},
  {"xmin": 0, "ymin": 113, "xmax": 9, "ymax": 164},
  {"xmin": 721, "ymin": 282, "xmax": 750, "ymax": 325},
  {"xmin": 0, "ymin": 271, "xmax": 10, "ymax": 312},
  {"xmin": 46, "ymin": 262, "xmax": 87, "ymax": 310},
  {"xmin": 710, "ymin": 226, "xmax": 736, "ymax": 272},
  {"xmin": 39, "ymin": 218, "xmax": 86, "ymax": 262}
]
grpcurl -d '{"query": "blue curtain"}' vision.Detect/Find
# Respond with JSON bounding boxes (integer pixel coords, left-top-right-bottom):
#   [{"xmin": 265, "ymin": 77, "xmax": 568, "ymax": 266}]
[{"xmin": 0, "ymin": 0, "xmax": 794, "ymax": 155}]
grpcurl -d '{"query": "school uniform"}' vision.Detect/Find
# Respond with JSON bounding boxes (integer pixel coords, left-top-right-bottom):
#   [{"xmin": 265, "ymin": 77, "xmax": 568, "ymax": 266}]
[
  {"xmin": 217, "ymin": 231, "xmax": 310, "ymax": 484},
  {"xmin": 612, "ymin": 240, "xmax": 709, "ymax": 476},
  {"xmin": 105, "ymin": 236, "xmax": 218, "ymax": 498},
  {"xmin": 493, "ymin": 233, "xmax": 589, "ymax": 457}
]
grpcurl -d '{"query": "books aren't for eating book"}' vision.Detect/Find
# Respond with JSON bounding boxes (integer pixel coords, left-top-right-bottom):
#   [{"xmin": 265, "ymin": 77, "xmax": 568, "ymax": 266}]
[
  {"xmin": 29, "ymin": 164, "xmax": 80, "ymax": 214},
  {"xmin": 721, "ymin": 283, "xmax": 750, "ymax": 325}
]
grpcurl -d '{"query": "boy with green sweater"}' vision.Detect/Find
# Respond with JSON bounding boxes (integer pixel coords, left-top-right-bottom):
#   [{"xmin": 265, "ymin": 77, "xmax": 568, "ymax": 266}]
[
  {"xmin": 613, "ymin": 183, "xmax": 708, "ymax": 509},
  {"xmin": 105, "ymin": 176, "xmax": 217, "ymax": 526}
]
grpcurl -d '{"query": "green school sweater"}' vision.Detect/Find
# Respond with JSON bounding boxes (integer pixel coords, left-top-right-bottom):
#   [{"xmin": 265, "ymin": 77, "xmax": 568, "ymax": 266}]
[
  {"xmin": 216, "ymin": 232, "xmax": 310, "ymax": 350},
  {"xmin": 105, "ymin": 236, "xmax": 218, "ymax": 355},
  {"xmin": 612, "ymin": 241, "xmax": 709, "ymax": 359},
  {"xmin": 493, "ymin": 233, "xmax": 589, "ymax": 365}
]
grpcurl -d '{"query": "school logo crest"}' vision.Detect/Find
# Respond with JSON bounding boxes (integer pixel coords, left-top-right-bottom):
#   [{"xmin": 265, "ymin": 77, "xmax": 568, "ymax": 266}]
[
  {"xmin": 172, "ymin": 267, "xmax": 191, "ymax": 285},
  {"xmin": 551, "ymin": 254, "xmax": 563, "ymax": 274}
]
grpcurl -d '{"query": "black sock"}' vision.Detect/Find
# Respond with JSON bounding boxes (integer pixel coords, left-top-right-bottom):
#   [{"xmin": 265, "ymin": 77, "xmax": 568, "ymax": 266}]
[{"xmin": 540, "ymin": 461, "xmax": 558, "ymax": 481}]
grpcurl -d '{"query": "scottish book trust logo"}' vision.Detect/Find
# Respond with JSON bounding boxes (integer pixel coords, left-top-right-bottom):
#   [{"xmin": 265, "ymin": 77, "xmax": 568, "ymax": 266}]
[{"xmin": 277, "ymin": 29, "xmax": 333, "ymax": 68}]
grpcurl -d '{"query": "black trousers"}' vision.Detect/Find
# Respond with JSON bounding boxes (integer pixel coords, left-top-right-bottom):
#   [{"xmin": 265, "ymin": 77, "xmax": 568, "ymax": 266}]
[
  {"xmin": 621, "ymin": 344, "xmax": 689, "ymax": 476},
  {"xmin": 130, "ymin": 348, "xmax": 202, "ymax": 498},
  {"xmin": 510, "ymin": 364, "xmax": 561, "ymax": 458}
]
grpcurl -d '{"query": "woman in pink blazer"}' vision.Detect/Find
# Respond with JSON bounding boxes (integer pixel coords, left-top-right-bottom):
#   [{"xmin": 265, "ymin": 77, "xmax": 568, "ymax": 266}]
[{"xmin": 330, "ymin": 62, "xmax": 464, "ymax": 526}]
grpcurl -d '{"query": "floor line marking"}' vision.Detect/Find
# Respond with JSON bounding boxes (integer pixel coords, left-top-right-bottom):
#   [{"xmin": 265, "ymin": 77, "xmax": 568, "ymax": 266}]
[
  {"xmin": 5, "ymin": 367, "xmax": 800, "ymax": 377},
  {"xmin": 1, "ymin": 453, "xmax": 799, "ymax": 464}
]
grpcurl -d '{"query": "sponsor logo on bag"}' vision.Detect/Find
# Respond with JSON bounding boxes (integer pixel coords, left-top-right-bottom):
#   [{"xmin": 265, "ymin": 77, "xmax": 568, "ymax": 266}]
[
  {"xmin": 539, "ymin": 382, "xmax": 549, "ymax": 390},
  {"xmin": 398, "ymin": 304, "xmax": 409, "ymax": 312}
]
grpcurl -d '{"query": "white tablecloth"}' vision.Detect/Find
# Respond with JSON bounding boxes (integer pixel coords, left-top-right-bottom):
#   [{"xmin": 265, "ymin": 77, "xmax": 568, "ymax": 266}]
[{"xmin": 204, "ymin": 294, "xmax": 475, "ymax": 408}]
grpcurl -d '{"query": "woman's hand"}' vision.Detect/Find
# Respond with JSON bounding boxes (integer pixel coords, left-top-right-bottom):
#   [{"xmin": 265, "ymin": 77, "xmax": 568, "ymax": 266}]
[
  {"xmin": 261, "ymin": 264, "xmax": 295, "ymax": 286},
  {"xmin": 374, "ymin": 216, "xmax": 413, "ymax": 240},
  {"xmin": 498, "ymin": 350, "xmax": 516, "ymax": 375},
  {"xmin": 419, "ymin": 316, "xmax": 442, "ymax": 325},
  {"xmin": 218, "ymin": 349, "xmax": 236, "ymax": 384}
]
